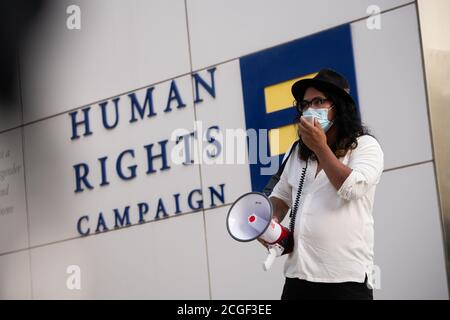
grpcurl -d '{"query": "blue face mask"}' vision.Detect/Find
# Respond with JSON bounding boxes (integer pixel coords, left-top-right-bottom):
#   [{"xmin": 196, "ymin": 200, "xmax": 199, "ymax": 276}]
[{"xmin": 302, "ymin": 106, "xmax": 334, "ymax": 132}]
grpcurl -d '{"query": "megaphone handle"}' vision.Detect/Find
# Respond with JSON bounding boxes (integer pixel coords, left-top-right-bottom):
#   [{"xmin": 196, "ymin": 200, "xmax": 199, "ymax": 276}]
[{"xmin": 263, "ymin": 247, "xmax": 277, "ymax": 271}]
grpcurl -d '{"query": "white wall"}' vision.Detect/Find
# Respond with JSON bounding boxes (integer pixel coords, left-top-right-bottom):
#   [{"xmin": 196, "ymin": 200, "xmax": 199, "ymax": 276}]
[{"xmin": 0, "ymin": 0, "xmax": 447, "ymax": 299}]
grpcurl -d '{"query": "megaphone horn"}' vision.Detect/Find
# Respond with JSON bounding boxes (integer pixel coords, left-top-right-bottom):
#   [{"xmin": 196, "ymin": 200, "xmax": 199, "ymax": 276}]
[
  {"xmin": 226, "ymin": 192, "xmax": 273, "ymax": 242},
  {"xmin": 226, "ymin": 192, "xmax": 293, "ymax": 271}
]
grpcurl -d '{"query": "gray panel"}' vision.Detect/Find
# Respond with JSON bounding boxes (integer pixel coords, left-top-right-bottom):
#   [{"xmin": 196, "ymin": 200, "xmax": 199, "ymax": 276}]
[{"xmin": 373, "ymin": 163, "xmax": 448, "ymax": 299}]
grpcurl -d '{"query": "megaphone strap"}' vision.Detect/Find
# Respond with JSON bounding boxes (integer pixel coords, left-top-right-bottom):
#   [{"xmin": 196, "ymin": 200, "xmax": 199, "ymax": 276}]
[
  {"xmin": 263, "ymin": 140, "xmax": 300, "ymax": 196},
  {"xmin": 289, "ymin": 159, "xmax": 309, "ymax": 233}
]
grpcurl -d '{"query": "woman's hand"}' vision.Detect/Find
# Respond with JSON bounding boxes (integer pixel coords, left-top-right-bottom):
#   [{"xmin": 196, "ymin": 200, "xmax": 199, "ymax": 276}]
[
  {"xmin": 257, "ymin": 216, "xmax": 279, "ymax": 249},
  {"xmin": 298, "ymin": 116, "xmax": 328, "ymax": 154}
]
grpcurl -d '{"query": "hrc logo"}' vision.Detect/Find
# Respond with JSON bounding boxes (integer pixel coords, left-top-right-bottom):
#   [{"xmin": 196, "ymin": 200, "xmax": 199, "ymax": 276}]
[
  {"xmin": 239, "ymin": 24, "xmax": 359, "ymax": 192},
  {"xmin": 264, "ymin": 73, "xmax": 317, "ymax": 157}
]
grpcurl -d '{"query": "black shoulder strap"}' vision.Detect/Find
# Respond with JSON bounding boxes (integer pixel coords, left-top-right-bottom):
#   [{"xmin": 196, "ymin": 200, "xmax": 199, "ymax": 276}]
[
  {"xmin": 262, "ymin": 140, "xmax": 299, "ymax": 196},
  {"xmin": 276, "ymin": 140, "xmax": 299, "ymax": 176}
]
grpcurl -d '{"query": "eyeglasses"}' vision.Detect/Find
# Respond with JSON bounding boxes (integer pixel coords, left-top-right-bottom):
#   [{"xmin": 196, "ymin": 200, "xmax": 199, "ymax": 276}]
[{"xmin": 296, "ymin": 97, "xmax": 331, "ymax": 112}]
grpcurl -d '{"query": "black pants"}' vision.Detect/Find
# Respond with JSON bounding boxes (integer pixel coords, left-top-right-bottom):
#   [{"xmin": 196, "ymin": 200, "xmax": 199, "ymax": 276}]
[{"xmin": 281, "ymin": 275, "xmax": 373, "ymax": 300}]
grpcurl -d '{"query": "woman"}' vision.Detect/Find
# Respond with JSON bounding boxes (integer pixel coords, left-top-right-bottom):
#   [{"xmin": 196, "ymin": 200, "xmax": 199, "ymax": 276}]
[{"xmin": 268, "ymin": 68, "xmax": 384, "ymax": 300}]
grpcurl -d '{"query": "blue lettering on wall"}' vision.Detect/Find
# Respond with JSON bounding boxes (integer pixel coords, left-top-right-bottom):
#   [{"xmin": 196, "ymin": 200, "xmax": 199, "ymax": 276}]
[
  {"xmin": 188, "ymin": 189, "xmax": 203, "ymax": 210},
  {"xmin": 98, "ymin": 156, "xmax": 110, "ymax": 187},
  {"xmin": 138, "ymin": 202, "xmax": 149, "ymax": 223},
  {"xmin": 155, "ymin": 198, "xmax": 168, "ymax": 219},
  {"xmin": 95, "ymin": 212, "xmax": 109, "ymax": 233},
  {"xmin": 129, "ymin": 87, "xmax": 157, "ymax": 123},
  {"xmin": 173, "ymin": 193, "xmax": 182, "ymax": 214},
  {"xmin": 144, "ymin": 140, "xmax": 170, "ymax": 174},
  {"xmin": 73, "ymin": 163, "xmax": 94, "ymax": 193},
  {"xmin": 116, "ymin": 149, "xmax": 137, "ymax": 181},
  {"xmin": 193, "ymin": 67, "xmax": 216, "ymax": 104},
  {"xmin": 209, "ymin": 183, "xmax": 225, "ymax": 207},
  {"xmin": 70, "ymin": 107, "xmax": 93, "ymax": 140},
  {"xmin": 77, "ymin": 215, "xmax": 90, "ymax": 236},
  {"xmin": 70, "ymin": 66, "xmax": 229, "ymax": 237},
  {"xmin": 100, "ymin": 97, "xmax": 121, "ymax": 130},
  {"xmin": 175, "ymin": 131, "xmax": 195, "ymax": 165},
  {"xmin": 205, "ymin": 125, "xmax": 221, "ymax": 158},
  {"xmin": 164, "ymin": 80, "xmax": 186, "ymax": 113},
  {"xmin": 76, "ymin": 184, "xmax": 226, "ymax": 236},
  {"xmin": 114, "ymin": 206, "xmax": 131, "ymax": 228}
]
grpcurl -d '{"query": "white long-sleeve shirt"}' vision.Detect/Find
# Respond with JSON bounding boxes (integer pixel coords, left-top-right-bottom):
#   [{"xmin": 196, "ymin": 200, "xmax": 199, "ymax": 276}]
[{"xmin": 270, "ymin": 134, "xmax": 384, "ymax": 288}]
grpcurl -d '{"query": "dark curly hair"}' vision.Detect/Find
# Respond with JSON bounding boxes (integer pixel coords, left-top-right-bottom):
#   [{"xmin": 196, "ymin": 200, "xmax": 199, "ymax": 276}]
[{"xmin": 294, "ymin": 88, "xmax": 372, "ymax": 161}]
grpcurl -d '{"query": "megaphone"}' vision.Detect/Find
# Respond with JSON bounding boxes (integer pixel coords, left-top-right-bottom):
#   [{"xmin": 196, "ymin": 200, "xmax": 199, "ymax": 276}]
[{"xmin": 226, "ymin": 192, "xmax": 293, "ymax": 271}]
